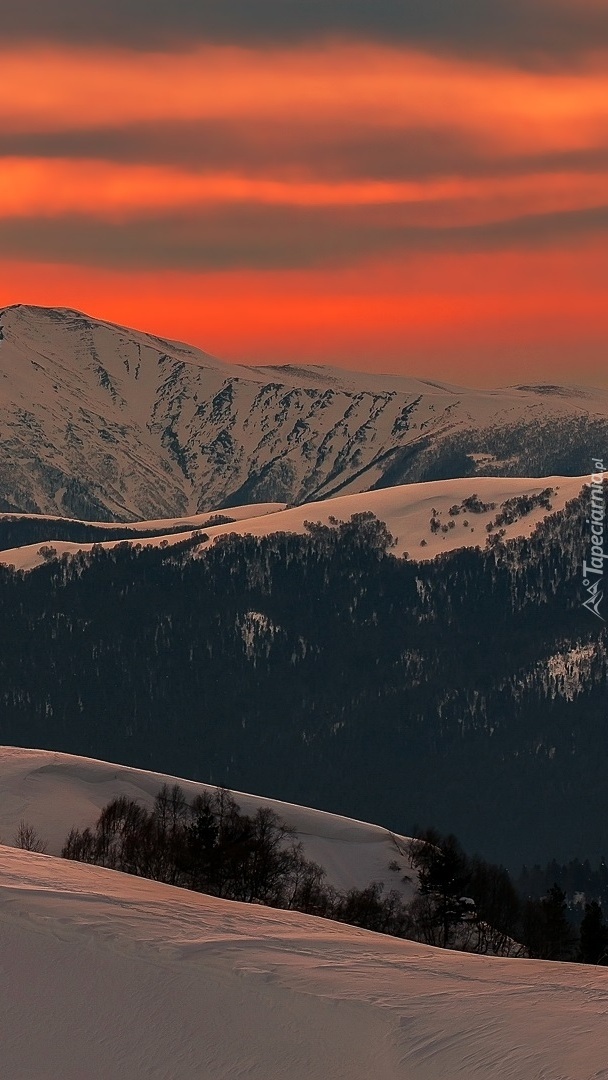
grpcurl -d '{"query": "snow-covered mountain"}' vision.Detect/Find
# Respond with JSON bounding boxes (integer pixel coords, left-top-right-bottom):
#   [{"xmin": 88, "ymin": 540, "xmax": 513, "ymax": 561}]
[
  {"xmin": 1, "ymin": 843, "xmax": 606, "ymax": 1079},
  {"xmin": 1, "ymin": 303, "xmax": 606, "ymax": 520}
]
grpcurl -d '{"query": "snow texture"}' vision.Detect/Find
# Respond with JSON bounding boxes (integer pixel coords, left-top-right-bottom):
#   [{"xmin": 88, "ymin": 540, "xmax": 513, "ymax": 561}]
[{"xmin": 1, "ymin": 843, "xmax": 607, "ymax": 1079}]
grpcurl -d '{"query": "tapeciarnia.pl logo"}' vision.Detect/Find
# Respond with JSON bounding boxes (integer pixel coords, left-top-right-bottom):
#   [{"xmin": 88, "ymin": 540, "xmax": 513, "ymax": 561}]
[{"xmin": 582, "ymin": 459, "xmax": 606, "ymax": 620}]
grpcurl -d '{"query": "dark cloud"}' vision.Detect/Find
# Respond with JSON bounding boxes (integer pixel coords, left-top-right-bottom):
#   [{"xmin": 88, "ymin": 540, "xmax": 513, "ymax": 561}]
[
  {"xmin": 0, "ymin": 122, "xmax": 487, "ymax": 181},
  {"xmin": 4, "ymin": 120, "xmax": 608, "ymax": 183},
  {"xmin": 1, "ymin": 0, "xmax": 607, "ymax": 66},
  {"xmin": 1, "ymin": 201, "xmax": 607, "ymax": 272}
]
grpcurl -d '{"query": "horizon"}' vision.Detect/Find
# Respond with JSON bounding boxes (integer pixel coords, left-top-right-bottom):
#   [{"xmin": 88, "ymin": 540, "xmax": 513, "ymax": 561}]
[{"xmin": 4, "ymin": 301, "xmax": 608, "ymax": 394}]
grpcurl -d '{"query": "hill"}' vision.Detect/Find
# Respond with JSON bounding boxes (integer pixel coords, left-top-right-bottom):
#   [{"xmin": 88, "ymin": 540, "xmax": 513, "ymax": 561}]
[
  {"xmin": 0, "ymin": 746, "xmax": 416, "ymax": 901},
  {"xmin": 0, "ymin": 488, "xmax": 605, "ymax": 867},
  {"xmin": 0, "ymin": 474, "xmax": 584, "ymax": 570}
]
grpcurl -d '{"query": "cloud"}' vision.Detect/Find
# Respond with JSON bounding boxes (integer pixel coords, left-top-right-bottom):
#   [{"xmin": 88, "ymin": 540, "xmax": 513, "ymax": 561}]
[
  {"xmin": 0, "ymin": 121, "xmax": 481, "ymax": 181},
  {"xmin": 2, "ymin": 202, "xmax": 608, "ymax": 273},
  {"xmin": 3, "ymin": 120, "xmax": 608, "ymax": 184},
  {"xmin": 4, "ymin": 44, "xmax": 607, "ymax": 149},
  {"xmin": 1, "ymin": 1, "xmax": 607, "ymax": 66}
]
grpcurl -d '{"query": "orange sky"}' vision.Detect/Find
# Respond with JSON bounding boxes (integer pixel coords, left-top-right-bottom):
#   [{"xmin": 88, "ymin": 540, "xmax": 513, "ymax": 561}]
[{"xmin": 2, "ymin": 31, "xmax": 608, "ymax": 386}]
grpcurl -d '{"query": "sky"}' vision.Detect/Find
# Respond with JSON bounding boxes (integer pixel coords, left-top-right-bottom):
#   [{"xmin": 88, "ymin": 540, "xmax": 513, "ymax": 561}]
[{"xmin": 2, "ymin": 1, "xmax": 608, "ymax": 386}]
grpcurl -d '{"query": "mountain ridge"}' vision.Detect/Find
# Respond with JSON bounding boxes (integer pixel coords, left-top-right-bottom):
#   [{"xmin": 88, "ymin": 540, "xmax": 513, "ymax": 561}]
[{"xmin": 2, "ymin": 303, "xmax": 606, "ymax": 520}]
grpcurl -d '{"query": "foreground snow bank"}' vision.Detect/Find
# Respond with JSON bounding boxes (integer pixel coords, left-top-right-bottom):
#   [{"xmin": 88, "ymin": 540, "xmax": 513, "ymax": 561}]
[{"xmin": 0, "ymin": 846, "xmax": 605, "ymax": 1080}]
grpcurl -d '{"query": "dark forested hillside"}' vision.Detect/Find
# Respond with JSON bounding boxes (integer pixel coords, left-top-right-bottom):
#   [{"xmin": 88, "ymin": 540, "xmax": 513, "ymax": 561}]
[
  {"xmin": 0, "ymin": 495, "xmax": 605, "ymax": 867},
  {"xmin": 0, "ymin": 516, "xmax": 211, "ymax": 552}
]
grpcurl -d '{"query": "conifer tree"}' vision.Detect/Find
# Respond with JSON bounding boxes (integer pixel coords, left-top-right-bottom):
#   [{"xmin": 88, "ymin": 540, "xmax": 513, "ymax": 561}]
[{"xmin": 579, "ymin": 901, "xmax": 608, "ymax": 965}]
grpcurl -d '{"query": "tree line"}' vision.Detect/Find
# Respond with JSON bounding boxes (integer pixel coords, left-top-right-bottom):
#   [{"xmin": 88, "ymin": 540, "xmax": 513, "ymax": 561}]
[{"xmin": 45, "ymin": 787, "xmax": 607, "ymax": 963}]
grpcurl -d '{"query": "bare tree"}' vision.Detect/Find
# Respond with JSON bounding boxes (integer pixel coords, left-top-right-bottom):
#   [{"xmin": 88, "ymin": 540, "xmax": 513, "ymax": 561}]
[{"xmin": 14, "ymin": 820, "xmax": 48, "ymax": 853}]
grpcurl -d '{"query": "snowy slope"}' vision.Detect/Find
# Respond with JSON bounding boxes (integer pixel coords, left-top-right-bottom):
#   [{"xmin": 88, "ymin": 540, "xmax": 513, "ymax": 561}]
[
  {"xmin": 1, "ymin": 303, "xmax": 606, "ymax": 519},
  {"xmin": 0, "ymin": 747, "xmax": 416, "ymax": 900},
  {"xmin": 0, "ymin": 501, "xmax": 284, "ymax": 533},
  {"xmin": 192, "ymin": 473, "xmax": 585, "ymax": 559},
  {"xmin": 1, "ymin": 845, "xmax": 606, "ymax": 1080},
  {"xmin": 0, "ymin": 474, "xmax": 586, "ymax": 570}
]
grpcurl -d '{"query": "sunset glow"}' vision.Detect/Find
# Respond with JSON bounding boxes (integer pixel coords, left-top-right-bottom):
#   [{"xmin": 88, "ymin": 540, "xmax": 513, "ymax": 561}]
[{"xmin": 3, "ymin": 12, "xmax": 608, "ymax": 385}]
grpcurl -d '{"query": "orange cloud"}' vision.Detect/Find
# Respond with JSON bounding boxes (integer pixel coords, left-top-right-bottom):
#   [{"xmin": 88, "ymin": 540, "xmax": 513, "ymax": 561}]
[
  {"xmin": 2, "ymin": 40, "xmax": 608, "ymax": 386},
  {"xmin": 3, "ymin": 158, "xmax": 608, "ymax": 224},
  {"xmin": 2, "ymin": 44, "xmax": 608, "ymax": 155}
]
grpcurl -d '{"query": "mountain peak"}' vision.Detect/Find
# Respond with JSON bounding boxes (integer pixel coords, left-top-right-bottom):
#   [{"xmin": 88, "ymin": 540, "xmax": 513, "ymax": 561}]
[{"xmin": 1, "ymin": 307, "xmax": 607, "ymax": 521}]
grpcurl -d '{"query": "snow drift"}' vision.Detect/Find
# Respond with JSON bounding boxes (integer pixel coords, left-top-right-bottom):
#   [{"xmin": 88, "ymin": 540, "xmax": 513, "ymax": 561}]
[{"xmin": 1, "ymin": 844, "xmax": 606, "ymax": 1079}]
